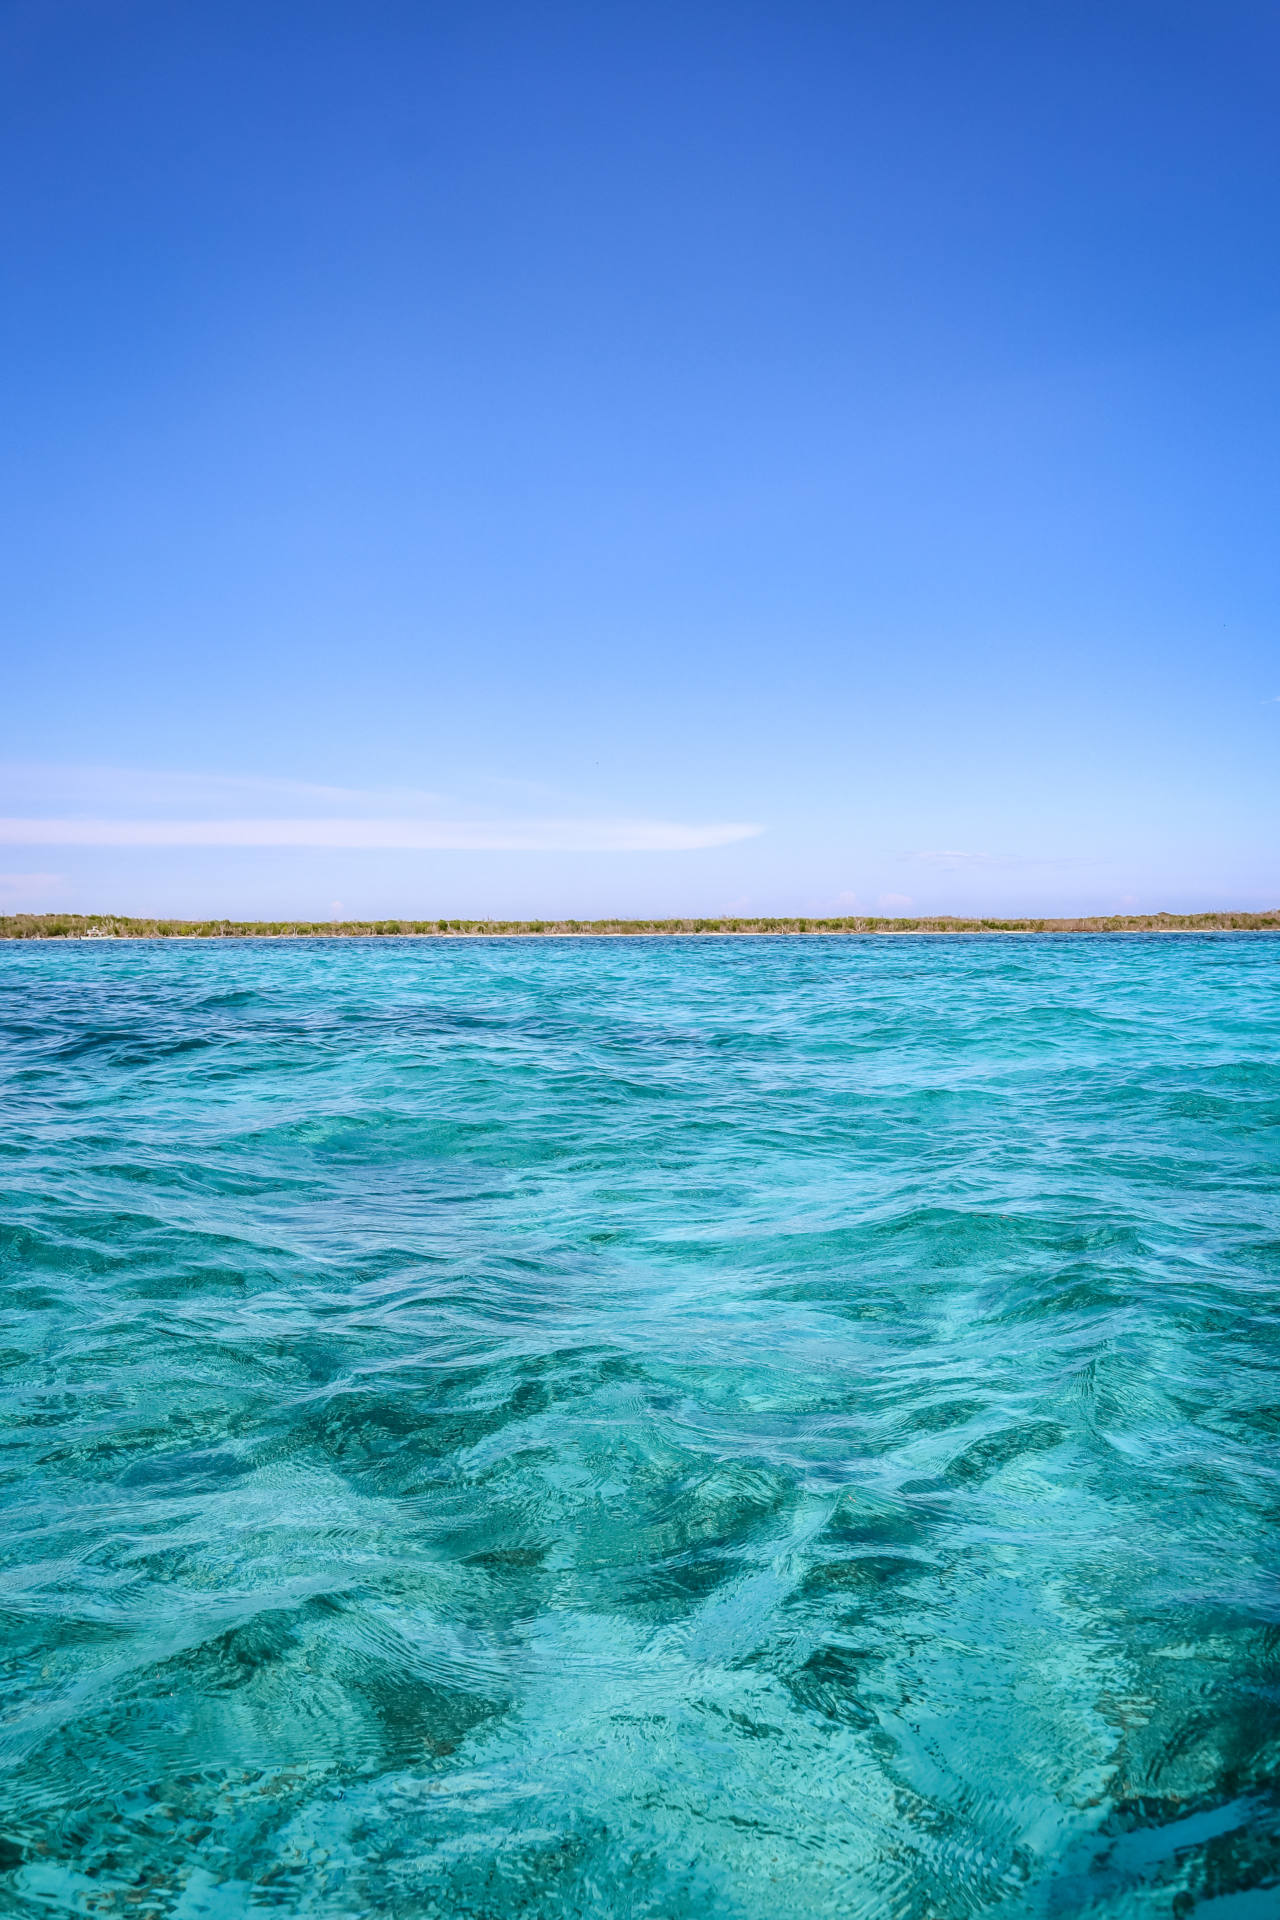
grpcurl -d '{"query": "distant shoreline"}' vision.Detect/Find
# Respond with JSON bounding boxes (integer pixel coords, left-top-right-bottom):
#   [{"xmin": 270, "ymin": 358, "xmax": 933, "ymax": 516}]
[{"xmin": 3, "ymin": 911, "xmax": 1279, "ymax": 941}]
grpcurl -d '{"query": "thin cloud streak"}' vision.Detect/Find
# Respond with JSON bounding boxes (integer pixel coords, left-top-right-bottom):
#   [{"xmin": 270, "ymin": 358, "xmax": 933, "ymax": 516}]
[
  {"xmin": 901, "ymin": 850, "xmax": 1097, "ymax": 872},
  {"xmin": 0, "ymin": 818, "xmax": 762, "ymax": 853}
]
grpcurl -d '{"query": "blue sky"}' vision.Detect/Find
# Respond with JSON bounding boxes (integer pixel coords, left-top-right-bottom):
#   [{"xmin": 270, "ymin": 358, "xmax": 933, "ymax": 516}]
[{"xmin": 3, "ymin": 0, "xmax": 1277, "ymax": 919}]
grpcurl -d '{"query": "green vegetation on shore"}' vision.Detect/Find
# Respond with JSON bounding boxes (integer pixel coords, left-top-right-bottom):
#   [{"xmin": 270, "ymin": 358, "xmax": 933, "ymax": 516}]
[{"xmin": 3, "ymin": 910, "xmax": 1279, "ymax": 940}]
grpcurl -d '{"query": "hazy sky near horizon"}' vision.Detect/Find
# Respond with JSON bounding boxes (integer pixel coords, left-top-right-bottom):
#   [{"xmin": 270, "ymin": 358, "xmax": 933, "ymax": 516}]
[{"xmin": 3, "ymin": 0, "xmax": 1278, "ymax": 919}]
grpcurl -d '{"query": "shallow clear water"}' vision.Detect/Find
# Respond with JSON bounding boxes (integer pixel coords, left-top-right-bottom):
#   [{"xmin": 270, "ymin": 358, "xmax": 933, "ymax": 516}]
[{"xmin": 1, "ymin": 935, "xmax": 1278, "ymax": 1918}]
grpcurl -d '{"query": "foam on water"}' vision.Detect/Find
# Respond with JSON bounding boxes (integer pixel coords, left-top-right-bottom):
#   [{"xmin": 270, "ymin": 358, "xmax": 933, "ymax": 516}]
[{"xmin": 0, "ymin": 934, "xmax": 1278, "ymax": 1916}]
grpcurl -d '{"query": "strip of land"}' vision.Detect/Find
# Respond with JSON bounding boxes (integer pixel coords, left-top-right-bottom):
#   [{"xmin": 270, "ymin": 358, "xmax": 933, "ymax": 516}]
[{"xmin": 3, "ymin": 911, "xmax": 1278, "ymax": 939}]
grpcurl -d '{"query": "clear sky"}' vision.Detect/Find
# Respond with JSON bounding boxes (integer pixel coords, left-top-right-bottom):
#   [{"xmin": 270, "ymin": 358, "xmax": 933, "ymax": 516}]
[{"xmin": 3, "ymin": 0, "xmax": 1277, "ymax": 920}]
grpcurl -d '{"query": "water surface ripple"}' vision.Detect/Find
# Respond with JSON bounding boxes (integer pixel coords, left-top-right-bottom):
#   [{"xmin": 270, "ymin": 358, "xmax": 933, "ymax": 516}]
[{"xmin": 1, "ymin": 935, "xmax": 1278, "ymax": 1917}]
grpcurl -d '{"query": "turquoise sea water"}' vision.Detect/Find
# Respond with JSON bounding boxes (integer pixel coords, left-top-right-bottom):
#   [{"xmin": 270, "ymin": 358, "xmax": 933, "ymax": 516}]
[{"xmin": 1, "ymin": 934, "xmax": 1278, "ymax": 1918}]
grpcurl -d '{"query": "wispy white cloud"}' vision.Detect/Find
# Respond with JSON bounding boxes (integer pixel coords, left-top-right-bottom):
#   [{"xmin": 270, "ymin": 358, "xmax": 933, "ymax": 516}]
[
  {"xmin": 904, "ymin": 850, "xmax": 994, "ymax": 869},
  {"xmin": 901, "ymin": 850, "xmax": 1095, "ymax": 872},
  {"xmin": 0, "ymin": 763, "xmax": 761, "ymax": 853},
  {"xmin": 0, "ymin": 817, "xmax": 761, "ymax": 853}
]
